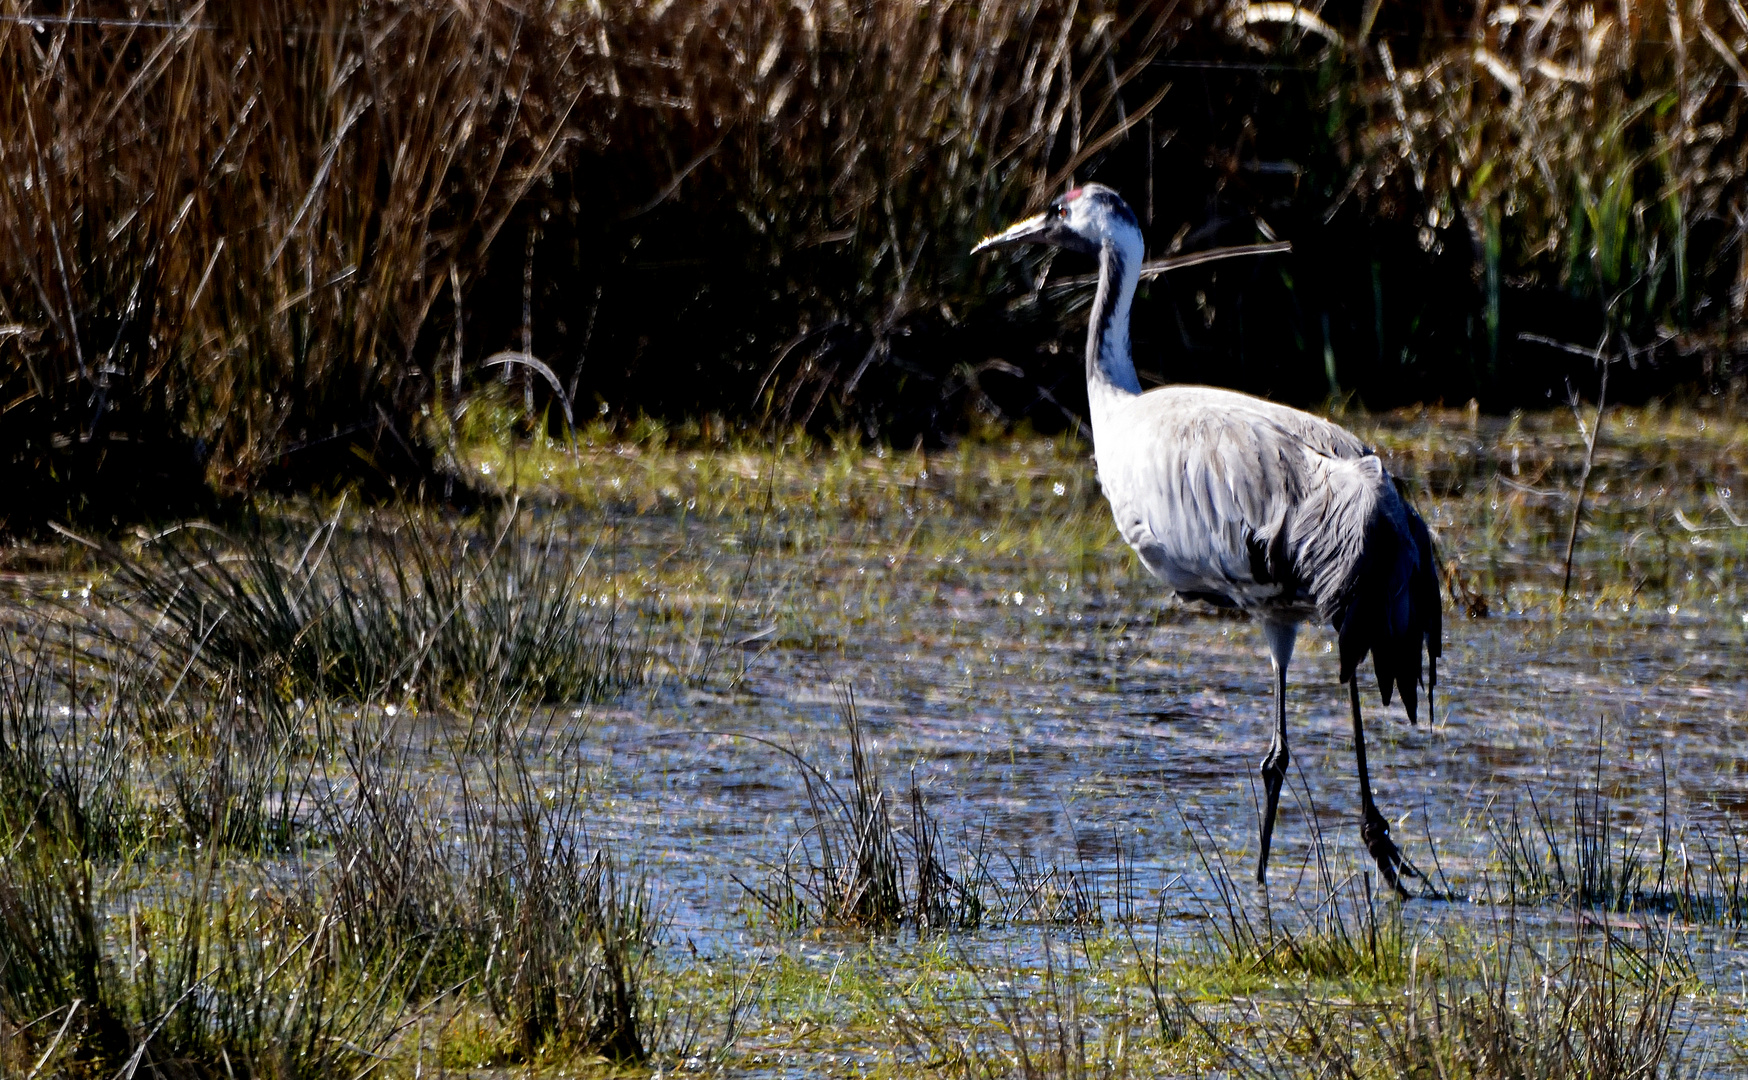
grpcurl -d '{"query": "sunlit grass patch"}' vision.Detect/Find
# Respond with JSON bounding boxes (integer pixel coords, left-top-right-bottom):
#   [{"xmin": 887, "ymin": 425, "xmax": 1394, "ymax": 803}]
[
  {"xmin": 1164, "ymin": 808, "xmax": 1437, "ymax": 997},
  {"xmin": 1350, "ymin": 404, "xmax": 1748, "ymax": 622},
  {"xmin": 1206, "ymin": 909, "xmax": 1693, "ymax": 1080},
  {"xmin": 892, "ymin": 932, "xmax": 1221, "ymax": 1079},
  {"xmin": 451, "ymin": 403, "xmax": 1748, "ymax": 644},
  {"xmin": 681, "ymin": 931, "xmax": 1207, "ymax": 1078}
]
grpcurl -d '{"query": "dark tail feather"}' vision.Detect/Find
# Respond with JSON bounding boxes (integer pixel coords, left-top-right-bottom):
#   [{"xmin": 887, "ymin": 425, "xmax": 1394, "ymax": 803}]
[
  {"xmin": 1407, "ymin": 507, "xmax": 1442, "ymax": 717},
  {"xmin": 1332, "ymin": 483, "xmax": 1442, "ymax": 724}
]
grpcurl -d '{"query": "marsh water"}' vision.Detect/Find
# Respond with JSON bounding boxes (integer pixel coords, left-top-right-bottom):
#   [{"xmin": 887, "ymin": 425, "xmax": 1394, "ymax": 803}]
[
  {"xmin": 434, "ymin": 407, "xmax": 1748, "ymax": 1067},
  {"xmin": 535, "ymin": 410, "xmax": 1744, "ymax": 910},
  {"xmin": 18, "ymin": 405, "xmax": 1748, "ymax": 1073}
]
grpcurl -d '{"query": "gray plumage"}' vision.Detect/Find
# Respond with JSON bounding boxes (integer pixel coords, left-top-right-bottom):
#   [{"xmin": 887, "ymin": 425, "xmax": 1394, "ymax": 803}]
[
  {"xmin": 974, "ymin": 184, "xmax": 1442, "ymax": 894},
  {"xmin": 1097, "ymin": 387, "xmax": 1439, "ymax": 716}
]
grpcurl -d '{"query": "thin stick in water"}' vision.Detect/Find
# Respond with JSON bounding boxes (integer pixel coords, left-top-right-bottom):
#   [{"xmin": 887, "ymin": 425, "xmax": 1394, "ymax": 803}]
[{"xmin": 1560, "ymin": 335, "xmax": 1612, "ymax": 596}]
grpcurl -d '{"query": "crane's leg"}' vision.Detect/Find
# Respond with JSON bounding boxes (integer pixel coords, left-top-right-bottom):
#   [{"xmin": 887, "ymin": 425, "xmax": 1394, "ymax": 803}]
[
  {"xmin": 1349, "ymin": 678, "xmax": 1421, "ymax": 897},
  {"xmin": 1256, "ymin": 622, "xmax": 1296, "ymax": 885}
]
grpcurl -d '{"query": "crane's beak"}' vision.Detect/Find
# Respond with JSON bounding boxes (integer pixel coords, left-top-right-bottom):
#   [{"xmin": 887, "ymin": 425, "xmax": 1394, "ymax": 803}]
[{"xmin": 971, "ymin": 212, "xmax": 1050, "ymax": 254}]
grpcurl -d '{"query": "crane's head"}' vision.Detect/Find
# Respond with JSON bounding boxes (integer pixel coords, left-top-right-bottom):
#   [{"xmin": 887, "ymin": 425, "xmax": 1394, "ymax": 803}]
[{"xmin": 971, "ymin": 184, "xmax": 1139, "ymax": 257}]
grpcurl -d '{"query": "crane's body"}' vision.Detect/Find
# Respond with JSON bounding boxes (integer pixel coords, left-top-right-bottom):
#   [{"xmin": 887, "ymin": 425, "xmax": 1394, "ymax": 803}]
[{"xmin": 975, "ymin": 184, "xmax": 1441, "ymax": 893}]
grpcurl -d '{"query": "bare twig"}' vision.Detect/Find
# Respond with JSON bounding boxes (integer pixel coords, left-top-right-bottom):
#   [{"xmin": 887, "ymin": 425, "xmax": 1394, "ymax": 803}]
[
  {"xmin": 24, "ymin": 1000, "xmax": 81, "ymax": 1080},
  {"xmin": 1561, "ymin": 360, "xmax": 1606, "ymax": 598}
]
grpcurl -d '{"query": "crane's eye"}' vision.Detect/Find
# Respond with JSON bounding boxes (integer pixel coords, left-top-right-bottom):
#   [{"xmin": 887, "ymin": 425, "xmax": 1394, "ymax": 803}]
[{"xmin": 1056, "ymin": 205, "xmax": 1069, "ymax": 218}]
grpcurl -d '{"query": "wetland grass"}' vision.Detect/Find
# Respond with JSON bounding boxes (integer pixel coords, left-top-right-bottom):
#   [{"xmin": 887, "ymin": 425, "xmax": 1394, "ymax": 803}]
[
  {"xmin": 325, "ymin": 709, "xmax": 661, "ymax": 1064},
  {"xmin": 460, "ymin": 401, "xmax": 1748, "ymax": 628},
  {"xmin": 887, "ymin": 841, "xmax": 1691, "ymax": 1080},
  {"xmin": 896, "ymin": 936, "xmax": 1153, "ymax": 1080},
  {"xmin": 1169, "ymin": 803, "xmax": 1693, "ymax": 1079},
  {"xmin": 1488, "ymin": 742, "xmax": 1748, "ymax": 927},
  {"xmin": 741, "ymin": 689, "xmax": 984, "ymax": 932},
  {"xmin": 741, "ymin": 688, "xmax": 1143, "ymax": 935},
  {"xmin": 0, "ymin": 517, "xmax": 683, "ymax": 1074},
  {"xmin": 5, "ymin": 423, "xmax": 1748, "ymax": 1074},
  {"xmin": 68, "ymin": 502, "xmax": 639, "ymax": 708},
  {"xmin": 0, "ymin": 630, "xmax": 150, "ymax": 861},
  {"xmin": 157, "ymin": 679, "xmax": 310, "ymax": 855},
  {"xmin": 1, "ymin": 0, "xmax": 1176, "ymax": 521},
  {"xmin": 0, "ymin": 681, "xmax": 678, "ymax": 1074},
  {"xmin": 1205, "ymin": 905, "xmax": 1691, "ymax": 1080},
  {"xmin": 1188, "ymin": 830, "xmax": 1419, "ymax": 988},
  {"xmin": 0, "ymin": 760, "xmax": 416, "ymax": 1077},
  {"xmin": 9, "ymin": 0, "xmax": 1745, "ymax": 535}
]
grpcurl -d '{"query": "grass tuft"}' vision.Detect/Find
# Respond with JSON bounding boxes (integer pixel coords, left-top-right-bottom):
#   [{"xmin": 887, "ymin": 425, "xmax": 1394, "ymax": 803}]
[
  {"xmin": 741, "ymin": 688, "xmax": 990, "ymax": 932},
  {"xmin": 323, "ymin": 707, "xmax": 663, "ymax": 1064},
  {"xmin": 76, "ymin": 503, "xmax": 638, "ymax": 707},
  {"xmin": 1184, "ymin": 802, "xmax": 1420, "ymax": 988},
  {"xmin": 1210, "ymin": 908, "xmax": 1690, "ymax": 1080},
  {"xmin": 1489, "ymin": 731, "xmax": 1748, "ymax": 926}
]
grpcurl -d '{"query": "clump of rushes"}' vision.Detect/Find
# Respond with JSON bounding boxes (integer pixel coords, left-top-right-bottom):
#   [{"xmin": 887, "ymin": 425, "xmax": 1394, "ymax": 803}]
[
  {"xmin": 0, "ymin": 657, "xmax": 674, "ymax": 1073},
  {"xmin": 0, "ymin": 628, "xmax": 148, "ymax": 861},
  {"xmin": 156, "ymin": 681, "xmax": 310, "ymax": 855},
  {"xmin": 0, "ymin": 780, "xmax": 413, "ymax": 1075},
  {"xmin": 1, "ymin": 615, "xmax": 324, "ymax": 860},
  {"xmin": 742, "ymin": 689, "xmax": 988, "ymax": 932},
  {"xmin": 1174, "ymin": 787, "xmax": 1692, "ymax": 1079},
  {"xmin": 1490, "ymin": 739, "xmax": 1748, "ymax": 926},
  {"xmin": 0, "ymin": 626, "xmax": 405, "ymax": 1074},
  {"xmin": 323, "ymin": 709, "xmax": 664, "ymax": 1064},
  {"xmin": 743, "ymin": 688, "xmax": 1136, "ymax": 933},
  {"xmin": 70, "ymin": 502, "xmax": 639, "ymax": 707}
]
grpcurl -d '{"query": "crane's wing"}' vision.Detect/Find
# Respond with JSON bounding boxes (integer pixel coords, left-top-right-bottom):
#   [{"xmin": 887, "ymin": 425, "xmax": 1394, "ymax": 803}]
[
  {"xmin": 1096, "ymin": 387, "xmax": 1441, "ymax": 723},
  {"xmin": 1289, "ymin": 452, "xmax": 1442, "ymax": 721},
  {"xmin": 1099, "ymin": 403, "xmax": 1308, "ymax": 606},
  {"xmin": 1096, "ymin": 388, "xmax": 1370, "ymax": 609}
]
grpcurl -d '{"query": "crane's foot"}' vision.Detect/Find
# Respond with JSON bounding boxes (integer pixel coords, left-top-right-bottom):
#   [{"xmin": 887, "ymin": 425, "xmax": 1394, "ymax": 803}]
[
  {"xmin": 1361, "ymin": 806, "xmax": 1422, "ymax": 899},
  {"xmin": 1254, "ymin": 746, "xmax": 1289, "ymax": 885}
]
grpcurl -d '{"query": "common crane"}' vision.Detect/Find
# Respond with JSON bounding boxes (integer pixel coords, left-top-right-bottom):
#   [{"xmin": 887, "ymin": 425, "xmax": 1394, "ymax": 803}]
[{"xmin": 973, "ymin": 184, "xmax": 1441, "ymax": 895}]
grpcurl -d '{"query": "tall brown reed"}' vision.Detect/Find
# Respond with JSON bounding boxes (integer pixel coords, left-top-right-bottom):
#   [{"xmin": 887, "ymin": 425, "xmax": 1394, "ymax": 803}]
[
  {"xmin": 0, "ymin": 1, "xmax": 580, "ymax": 522},
  {"xmin": 1244, "ymin": 0, "xmax": 1746, "ymax": 360},
  {"xmin": 0, "ymin": 0, "xmax": 1177, "ymax": 523},
  {"xmin": 558, "ymin": 0, "xmax": 1180, "ymax": 429}
]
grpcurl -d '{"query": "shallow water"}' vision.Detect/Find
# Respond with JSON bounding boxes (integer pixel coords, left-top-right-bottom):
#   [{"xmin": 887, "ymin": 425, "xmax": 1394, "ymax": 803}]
[
  {"xmin": 446, "ymin": 411, "xmax": 1735, "ymax": 1071},
  {"xmin": 448, "ymin": 411, "xmax": 1742, "ymax": 983},
  {"xmin": 20, "ymin": 406, "xmax": 1748, "ymax": 1073}
]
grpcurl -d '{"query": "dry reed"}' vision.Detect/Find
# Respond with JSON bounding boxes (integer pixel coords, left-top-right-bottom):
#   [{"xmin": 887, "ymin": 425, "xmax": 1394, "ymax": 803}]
[{"xmin": 0, "ymin": 0, "xmax": 1176, "ymax": 524}]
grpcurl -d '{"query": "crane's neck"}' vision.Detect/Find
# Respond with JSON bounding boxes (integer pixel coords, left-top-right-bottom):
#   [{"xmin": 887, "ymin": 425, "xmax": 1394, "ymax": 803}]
[{"xmin": 1086, "ymin": 232, "xmax": 1143, "ymax": 410}]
